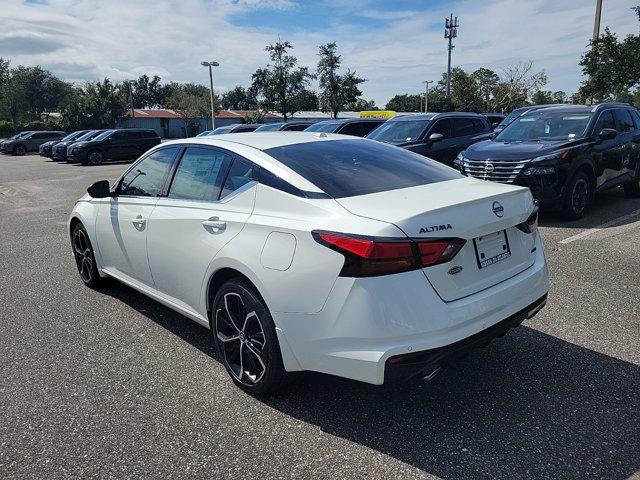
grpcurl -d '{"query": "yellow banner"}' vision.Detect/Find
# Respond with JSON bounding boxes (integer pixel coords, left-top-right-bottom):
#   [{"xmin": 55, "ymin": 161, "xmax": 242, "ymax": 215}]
[{"xmin": 360, "ymin": 110, "xmax": 395, "ymax": 119}]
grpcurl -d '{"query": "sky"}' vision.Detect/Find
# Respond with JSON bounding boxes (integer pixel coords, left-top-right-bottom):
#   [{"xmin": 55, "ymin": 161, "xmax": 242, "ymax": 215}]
[{"xmin": 1, "ymin": 0, "xmax": 638, "ymax": 107}]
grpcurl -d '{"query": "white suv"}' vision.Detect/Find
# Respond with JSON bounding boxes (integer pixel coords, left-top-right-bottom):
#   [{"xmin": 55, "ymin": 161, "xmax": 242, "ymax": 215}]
[{"xmin": 69, "ymin": 133, "xmax": 549, "ymax": 394}]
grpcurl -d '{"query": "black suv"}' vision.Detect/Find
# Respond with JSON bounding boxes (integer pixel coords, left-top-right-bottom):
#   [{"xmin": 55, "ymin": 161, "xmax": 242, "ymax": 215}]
[
  {"xmin": 254, "ymin": 121, "xmax": 314, "ymax": 132},
  {"xmin": 40, "ymin": 130, "xmax": 89, "ymax": 158},
  {"xmin": 67, "ymin": 129, "xmax": 161, "ymax": 165},
  {"xmin": 304, "ymin": 118, "xmax": 385, "ymax": 136},
  {"xmin": 53, "ymin": 130, "xmax": 106, "ymax": 161},
  {"xmin": 365, "ymin": 112, "xmax": 492, "ymax": 165},
  {"xmin": 456, "ymin": 103, "xmax": 640, "ymax": 219}
]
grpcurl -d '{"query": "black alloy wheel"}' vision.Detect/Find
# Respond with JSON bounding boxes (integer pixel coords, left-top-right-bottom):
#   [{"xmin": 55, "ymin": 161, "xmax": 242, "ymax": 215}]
[
  {"xmin": 563, "ymin": 171, "xmax": 592, "ymax": 219},
  {"xmin": 212, "ymin": 279, "xmax": 289, "ymax": 395},
  {"xmin": 71, "ymin": 223, "xmax": 102, "ymax": 288},
  {"xmin": 88, "ymin": 150, "xmax": 104, "ymax": 165}
]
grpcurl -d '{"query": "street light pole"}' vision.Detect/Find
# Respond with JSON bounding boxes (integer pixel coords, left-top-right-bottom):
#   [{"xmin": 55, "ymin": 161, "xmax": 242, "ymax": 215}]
[
  {"xmin": 422, "ymin": 80, "xmax": 433, "ymax": 113},
  {"xmin": 201, "ymin": 61, "xmax": 219, "ymax": 130},
  {"xmin": 592, "ymin": 0, "xmax": 603, "ymax": 41}
]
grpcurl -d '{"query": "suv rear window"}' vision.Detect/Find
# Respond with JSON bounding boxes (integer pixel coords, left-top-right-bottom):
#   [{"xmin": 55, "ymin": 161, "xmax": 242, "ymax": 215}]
[{"xmin": 264, "ymin": 139, "xmax": 461, "ymax": 198}]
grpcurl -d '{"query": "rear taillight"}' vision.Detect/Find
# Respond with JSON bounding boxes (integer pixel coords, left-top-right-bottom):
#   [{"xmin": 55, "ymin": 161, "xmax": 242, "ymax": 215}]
[
  {"xmin": 313, "ymin": 231, "xmax": 465, "ymax": 277},
  {"xmin": 516, "ymin": 201, "xmax": 539, "ymax": 234}
]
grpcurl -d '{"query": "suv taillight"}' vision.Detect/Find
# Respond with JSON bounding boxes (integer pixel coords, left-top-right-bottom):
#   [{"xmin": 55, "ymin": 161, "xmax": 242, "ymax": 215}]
[{"xmin": 312, "ymin": 231, "xmax": 465, "ymax": 277}]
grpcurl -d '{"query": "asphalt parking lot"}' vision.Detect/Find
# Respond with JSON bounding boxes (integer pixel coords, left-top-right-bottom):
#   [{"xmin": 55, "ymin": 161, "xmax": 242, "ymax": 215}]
[{"xmin": 1, "ymin": 154, "xmax": 639, "ymax": 480}]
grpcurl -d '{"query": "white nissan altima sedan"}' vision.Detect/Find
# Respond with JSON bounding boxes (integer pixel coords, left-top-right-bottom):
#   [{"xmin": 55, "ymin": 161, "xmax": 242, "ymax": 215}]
[{"xmin": 69, "ymin": 132, "xmax": 549, "ymax": 394}]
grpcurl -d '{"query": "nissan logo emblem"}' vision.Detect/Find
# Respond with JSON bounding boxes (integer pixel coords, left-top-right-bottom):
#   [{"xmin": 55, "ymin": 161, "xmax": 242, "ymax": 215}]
[
  {"xmin": 484, "ymin": 163, "xmax": 495, "ymax": 173},
  {"xmin": 492, "ymin": 201, "xmax": 504, "ymax": 217}
]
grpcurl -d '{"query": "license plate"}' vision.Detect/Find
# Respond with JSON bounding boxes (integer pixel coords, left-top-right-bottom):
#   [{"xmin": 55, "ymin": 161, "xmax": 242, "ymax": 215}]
[{"xmin": 473, "ymin": 230, "xmax": 511, "ymax": 269}]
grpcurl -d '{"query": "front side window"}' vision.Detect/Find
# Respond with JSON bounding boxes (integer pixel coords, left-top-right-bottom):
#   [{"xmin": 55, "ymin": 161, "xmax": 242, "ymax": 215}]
[
  {"xmin": 614, "ymin": 109, "xmax": 634, "ymax": 133},
  {"xmin": 220, "ymin": 158, "xmax": 257, "ymax": 199},
  {"xmin": 631, "ymin": 110, "xmax": 640, "ymax": 129},
  {"xmin": 593, "ymin": 110, "xmax": 616, "ymax": 133},
  {"xmin": 496, "ymin": 110, "xmax": 592, "ymax": 142},
  {"xmin": 265, "ymin": 139, "xmax": 461, "ymax": 198},
  {"xmin": 168, "ymin": 147, "xmax": 232, "ymax": 201},
  {"xmin": 119, "ymin": 147, "xmax": 178, "ymax": 197},
  {"xmin": 429, "ymin": 119, "xmax": 451, "ymax": 138},
  {"xmin": 304, "ymin": 122, "xmax": 341, "ymax": 133},
  {"xmin": 365, "ymin": 119, "xmax": 432, "ymax": 144}
]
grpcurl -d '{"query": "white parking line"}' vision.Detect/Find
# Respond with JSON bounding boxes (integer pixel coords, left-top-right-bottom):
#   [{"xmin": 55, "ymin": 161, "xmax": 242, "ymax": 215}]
[{"xmin": 559, "ymin": 208, "xmax": 640, "ymax": 244}]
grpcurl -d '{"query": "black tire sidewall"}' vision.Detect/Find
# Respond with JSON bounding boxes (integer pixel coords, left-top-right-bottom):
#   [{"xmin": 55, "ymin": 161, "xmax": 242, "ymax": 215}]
[
  {"xmin": 212, "ymin": 279, "xmax": 287, "ymax": 395},
  {"xmin": 72, "ymin": 223, "xmax": 101, "ymax": 288},
  {"xmin": 563, "ymin": 171, "xmax": 592, "ymax": 219},
  {"xmin": 14, "ymin": 145, "xmax": 26, "ymax": 156}
]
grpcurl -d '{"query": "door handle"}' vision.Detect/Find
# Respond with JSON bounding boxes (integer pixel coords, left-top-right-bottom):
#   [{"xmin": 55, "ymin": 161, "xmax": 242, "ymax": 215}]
[
  {"xmin": 202, "ymin": 217, "xmax": 226, "ymax": 232},
  {"xmin": 132, "ymin": 214, "xmax": 146, "ymax": 228}
]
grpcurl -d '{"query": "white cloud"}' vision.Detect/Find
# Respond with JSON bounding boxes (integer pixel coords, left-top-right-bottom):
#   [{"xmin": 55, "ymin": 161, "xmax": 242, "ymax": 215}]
[{"xmin": 0, "ymin": 0, "xmax": 637, "ymax": 107}]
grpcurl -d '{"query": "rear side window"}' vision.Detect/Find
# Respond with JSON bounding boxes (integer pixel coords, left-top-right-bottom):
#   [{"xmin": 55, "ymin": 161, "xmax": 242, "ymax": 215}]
[
  {"xmin": 220, "ymin": 157, "xmax": 257, "ymax": 199},
  {"xmin": 452, "ymin": 118, "xmax": 476, "ymax": 137},
  {"xmin": 120, "ymin": 147, "xmax": 178, "ymax": 197},
  {"xmin": 593, "ymin": 110, "xmax": 616, "ymax": 132},
  {"xmin": 168, "ymin": 147, "xmax": 232, "ymax": 201},
  {"xmin": 264, "ymin": 139, "xmax": 461, "ymax": 198},
  {"xmin": 614, "ymin": 109, "xmax": 634, "ymax": 133}
]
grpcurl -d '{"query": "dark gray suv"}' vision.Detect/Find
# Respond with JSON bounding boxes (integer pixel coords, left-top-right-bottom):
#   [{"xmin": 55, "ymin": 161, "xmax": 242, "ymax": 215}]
[{"xmin": 1, "ymin": 131, "xmax": 66, "ymax": 156}]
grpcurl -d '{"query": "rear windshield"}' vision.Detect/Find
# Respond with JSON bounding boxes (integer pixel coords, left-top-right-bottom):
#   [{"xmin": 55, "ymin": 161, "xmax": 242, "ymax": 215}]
[
  {"xmin": 304, "ymin": 122, "xmax": 341, "ymax": 133},
  {"xmin": 366, "ymin": 119, "xmax": 430, "ymax": 144},
  {"xmin": 264, "ymin": 139, "xmax": 461, "ymax": 198}
]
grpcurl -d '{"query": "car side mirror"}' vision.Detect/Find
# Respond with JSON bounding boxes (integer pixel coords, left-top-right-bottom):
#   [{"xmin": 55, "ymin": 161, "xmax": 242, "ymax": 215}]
[
  {"xmin": 428, "ymin": 133, "xmax": 444, "ymax": 143},
  {"xmin": 598, "ymin": 128, "xmax": 617, "ymax": 141},
  {"xmin": 87, "ymin": 180, "xmax": 111, "ymax": 198},
  {"xmin": 489, "ymin": 132, "xmax": 498, "ymax": 140}
]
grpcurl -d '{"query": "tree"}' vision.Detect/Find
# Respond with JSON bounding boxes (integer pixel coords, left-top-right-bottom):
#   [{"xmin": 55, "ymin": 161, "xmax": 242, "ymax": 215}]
[
  {"xmin": 166, "ymin": 89, "xmax": 210, "ymax": 136},
  {"xmin": 221, "ymin": 86, "xmax": 257, "ymax": 110},
  {"xmin": 250, "ymin": 40, "xmax": 313, "ymax": 120},
  {"xmin": 59, "ymin": 79, "xmax": 126, "ymax": 130},
  {"xmin": 292, "ymin": 88, "xmax": 319, "ymax": 111},
  {"xmin": 450, "ymin": 67, "xmax": 483, "ymax": 112},
  {"xmin": 243, "ymin": 110, "xmax": 265, "ymax": 123},
  {"xmin": 344, "ymin": 98, "xmax": 377, "ymax": 111},
  {"xmin": 316, "ymin": 42, "xmax": 366, "ymax": 118},
  {"xmin": 385, "ymin": 94, "xmax": 421, "ymax": 112},
  {"xmin": 124, "ymin": 74, "xmax": 171, "ymax": 109},
  {"xmin": 472, "ymin": 68, "xmax": 499, "ymax": 111},
  {"xmin": 578, "ymin": 18, "xmax": 640, "ymax": 102},
  {"xmin": 531, "ymin": 90, "xmax": 555, "ymax": 104},
  {"xmin": 490, "ymin": 61, "xmax": 548, "ymax": 113}
]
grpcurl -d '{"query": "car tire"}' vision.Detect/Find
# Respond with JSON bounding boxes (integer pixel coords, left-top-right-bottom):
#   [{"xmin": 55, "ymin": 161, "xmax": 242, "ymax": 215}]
[
  {"xmin": 212, "ymin": 278, "xmax": 289, "ymax": 395},
  {"xmin": 88, "ymin": 150, "xmax": 104, "ymax": 165},
  {"xmin": 562, "ymin": 171, "xmax": 593, "ymax": 220},
  {"xmin": 13, "ymin": 145, "xmax": 26, "ymax": 156},
  {"xmin": 71, "ymin": 223, "xmax": 103, "ymax": 288},
  {"xmin": 623, "ymin": 165, "xmax": 640, "ymax": 198}
]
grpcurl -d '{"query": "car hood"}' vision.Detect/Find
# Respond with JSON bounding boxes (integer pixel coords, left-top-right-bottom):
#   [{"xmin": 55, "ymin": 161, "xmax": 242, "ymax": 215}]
[
  {"xmin": 42, "ymin": 141, "xmax": 57, "ymax": 147},
  {"xmin": 464, "ymin": 139, "xmax": 584, "ymax": 161}
]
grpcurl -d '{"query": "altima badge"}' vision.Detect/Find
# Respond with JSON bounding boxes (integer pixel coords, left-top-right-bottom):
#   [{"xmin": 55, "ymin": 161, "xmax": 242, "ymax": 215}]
[{"xmin": 448, "ymin": 265, "xmax": 463, "ymax": 275}]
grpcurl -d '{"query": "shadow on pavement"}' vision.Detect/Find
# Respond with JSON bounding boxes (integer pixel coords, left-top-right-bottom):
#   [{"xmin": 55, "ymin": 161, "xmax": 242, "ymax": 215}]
[{"xmin": 104, "ymin": 281, "xmax": 640, "ymax": 480}]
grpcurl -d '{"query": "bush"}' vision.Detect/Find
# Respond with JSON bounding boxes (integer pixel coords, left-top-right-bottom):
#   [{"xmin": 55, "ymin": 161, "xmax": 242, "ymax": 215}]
[{"xmin": 0, "ymin": 119, "xmax": 65, "ymax": 138}]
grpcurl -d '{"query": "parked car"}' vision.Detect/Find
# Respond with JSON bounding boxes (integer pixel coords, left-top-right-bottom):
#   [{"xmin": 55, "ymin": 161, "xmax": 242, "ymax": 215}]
[
  {"xmin": 483, "ymin": 113, "xmax": 506, "ymax": 129},
  {"xmin": 303, "ymin": 118, "xmax": 385, "ymax": 137},
  {"xmin": 52, "ymin": 130, "xmax": 106, "ymax": 161},
  {"xmin": 366, "ymin": 112, "xmax": 492, "ymax": 165},
  {"xmin": 67, "ymin": 129, "xmax": 161, "ymax": 165},
  {"xmin": 69, "ymin": 132, "xmax": 548, "ymax": 394},
  {"xmin": 0, "ymin": 131, "xmax": 65, "ymax": 156},
  {"xmin": 197, "ymin": 124, "xmax": 262, "ymax": 136},
  {"xmin": 0, "ymin": 131, "xmax": 34, "ymax": 149},
  {"xmin": 40, "ymin": 130, "xmax": 89, "ymax": 158},
  {"xmin": 493, "ymin": 104, "xmax": 566, "ymax": 134},
  {"xmin": 455, "ymin": 103, "xmax": 640, "ymax": 219},
  {"xmin": 254, "ymin": 121, "xmax": 314, "ymax": 132}
]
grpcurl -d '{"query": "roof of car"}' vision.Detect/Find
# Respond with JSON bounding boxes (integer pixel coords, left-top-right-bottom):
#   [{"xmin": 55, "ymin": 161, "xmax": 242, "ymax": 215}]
[
  {"xmin": 390, "ymin": 112, "xmax": 486, "ymax": 122},
  {"xmin": 311, "ymin": 118, "xmax": 385, "ymax": 125}
]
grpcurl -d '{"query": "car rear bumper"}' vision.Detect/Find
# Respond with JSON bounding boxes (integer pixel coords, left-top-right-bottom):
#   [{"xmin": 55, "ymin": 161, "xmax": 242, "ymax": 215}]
[{"xmin": 274, "ymin": 233, "xmax": 549, "ymax": 385}]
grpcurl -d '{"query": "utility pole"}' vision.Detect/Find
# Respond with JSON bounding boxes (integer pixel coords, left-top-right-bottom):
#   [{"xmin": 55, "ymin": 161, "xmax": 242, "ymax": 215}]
[
  {"xmin": 422, "ymin": 80, "xmax": 433, "ymax": 113},
  {"xmin": 444, "ymin": 13, "xmax": 459, "ymax": 100},
  {"xmin": 127, "ymin": 81, "xmax": 134, "ymax": 119},
  {"xmin": 592, "ymin": 0, "xmax": 603, "ymax": 41},
  {"xmin": 201, "ymin": 61, "xmax": 220, "ymax": 130}
]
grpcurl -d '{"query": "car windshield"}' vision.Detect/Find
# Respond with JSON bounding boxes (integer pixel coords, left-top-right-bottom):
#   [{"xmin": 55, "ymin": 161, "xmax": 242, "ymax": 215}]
[
  {"xmin": 210, "ymin": 126, "xmax": 234, "ymax": 135},
  {"xmin": 304, "ymin": 122, "xmax": 341, "ymax": 133},
  {"xmin": 254, "ymin": 123, "xmax": 282, "ymax": 132},
  {"xmin": 92, "ymin": 130, "xmax": 117, "ymax": 141},
  {"xmin": 60, "ymin": 132, "xmax": 82, "ymax": 142},
  {"xmin": 365, "ymin": 119, "xmax": 430, "ymax": 144},
  {"xmin": 498, "ymin": 108, "xmax": 527, "ymax": 127},
  {"xmin": 264, "ymin": 139, "xmax": 461, "ymax": 198},
  {"xmin": 76, "ymin": 131, "xmax": 99, "ymax": 141},
  {"xmin": 496, "ymin": 110, "xmax": 592, "ymax": 142},
  {"xmin": 196, "ymin": 131, "xmax": 212, "ymax": 137}
]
